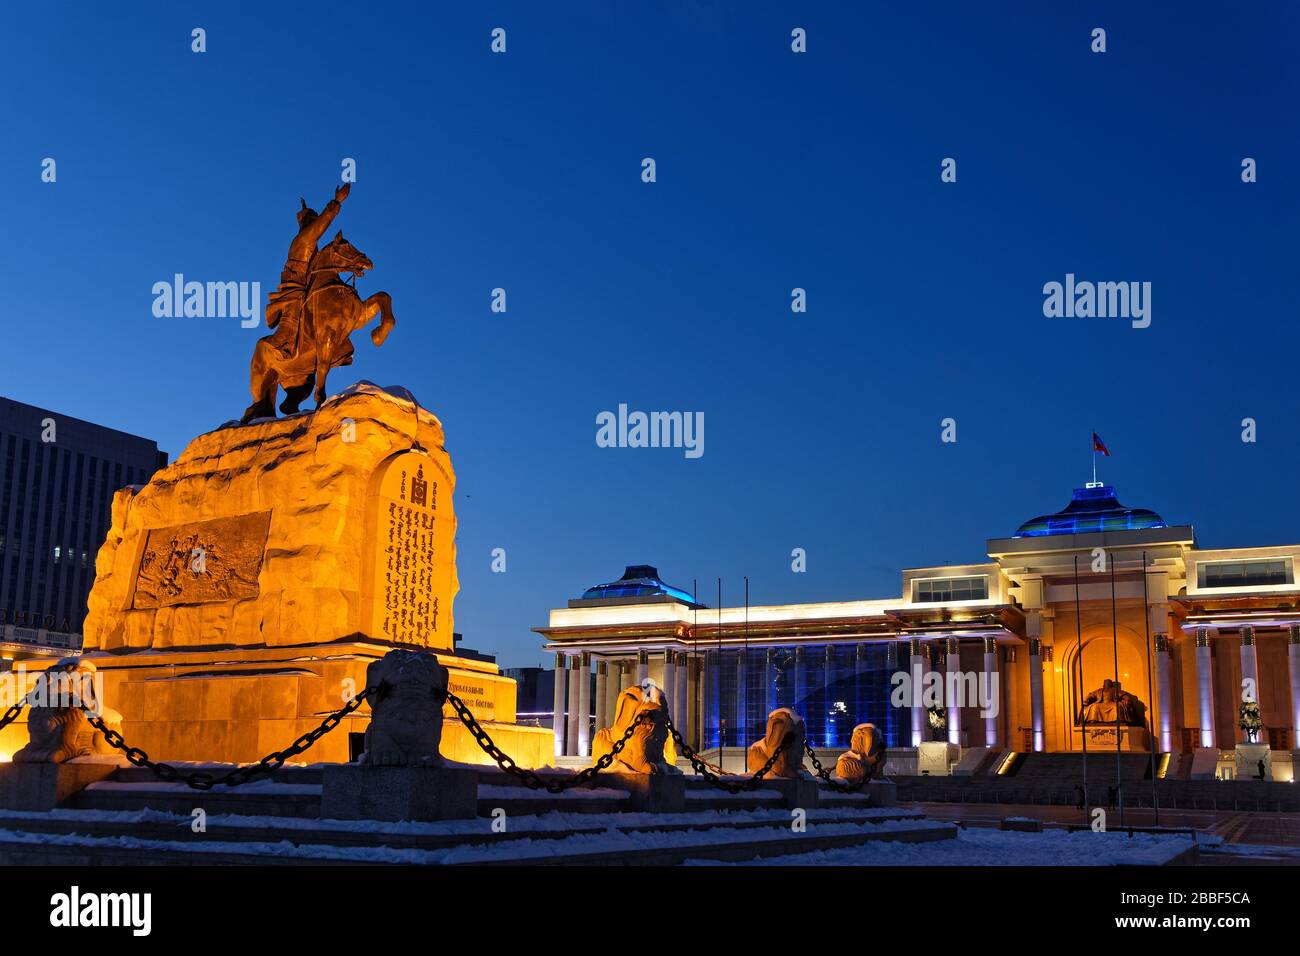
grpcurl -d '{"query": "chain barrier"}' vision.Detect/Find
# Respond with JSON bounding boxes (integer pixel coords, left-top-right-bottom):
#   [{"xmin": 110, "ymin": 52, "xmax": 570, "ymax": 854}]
[
  {"xmin": 85, "ymin": 688, "xmax": 374, "ymax": 791},
  {"xmin": 663, "ymin": 718, "xmax": 795, "ymax": 794},
  {"xmin": 440, "ymin": 687, "xmax": 648, "ymax": 793},
  {"xmin": 803, "ymin": 741, "xmax": 870, "ymax": 793},
  {"xmin": 0, "ymin": 700, "xmax": 25, "ymax": 732}
]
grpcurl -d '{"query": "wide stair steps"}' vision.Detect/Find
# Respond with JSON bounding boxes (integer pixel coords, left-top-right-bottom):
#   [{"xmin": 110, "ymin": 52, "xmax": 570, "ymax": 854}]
[{"xmin": 0, "ymin": 764, "xmax": 952, "ymax": 865}]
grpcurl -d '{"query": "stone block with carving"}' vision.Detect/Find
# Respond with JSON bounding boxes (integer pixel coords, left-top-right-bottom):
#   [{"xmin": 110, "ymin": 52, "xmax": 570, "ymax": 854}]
[
  {"xmin": 591, "ymin": 680, "xmax": 679, "ymax": 774},
  {"xmin": 359, "ymin": 649, "xmax": 448, "ymax": 766},
  {"xmin": 747, "ymin": 707, "xmax": 807, "ymax": 779},
  {"xmin": 13, "ymin": 659, "xmax": 123, "ymax": 764},
  {"xmin": 834, "ymin": 722, "xmax": 886, "ymax": 785}
]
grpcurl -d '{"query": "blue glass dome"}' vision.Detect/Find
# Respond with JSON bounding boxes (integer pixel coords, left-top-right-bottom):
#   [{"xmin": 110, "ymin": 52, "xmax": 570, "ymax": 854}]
[
  {"xmin": 581, "ymin": 565, "xmax": 697, "ymax": 603},
  {"xmin": 1014, "ymin": 485, "xmax": 1167, "ymax": 537}
]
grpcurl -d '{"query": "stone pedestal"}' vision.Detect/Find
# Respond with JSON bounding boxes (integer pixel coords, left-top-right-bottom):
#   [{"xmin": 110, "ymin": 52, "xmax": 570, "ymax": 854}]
[
  {"xmin": 1235, "ymin": 742, "xmax": 1272, "ymax": 781},
  {"xmin": 600, "ymin": 772, "xmax": 686, "ymax": 812},
  {"xmin": 0, "ymin": 758, "xmax": 123, "ymax": 811},
  {"xmin": 0, "ymin": 385, "xmax": 554, "ymax": 772},
  {"xmin": 917, "ymin": 741, "xmax": 960, "ymax": 776},
  {"xmin": 864, "ymin": 778, "xmax": 897, "ymax": 807},
  {"xmin": 321, "ymin": 764, "xmax": 478, "ymax": 821},
  {"xmin": 761, "ymin": 776, "xmax": 820, "ymax": 810},
  {"xmin": 1072, "ymin": 725, "xmax": 1150, "ymax": 752}
]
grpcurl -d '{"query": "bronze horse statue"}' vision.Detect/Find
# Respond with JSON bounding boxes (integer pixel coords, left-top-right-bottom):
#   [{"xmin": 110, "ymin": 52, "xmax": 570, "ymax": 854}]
[{"xmin": 241, "ymin": 231, "xmax": 395, "ymax": 423}]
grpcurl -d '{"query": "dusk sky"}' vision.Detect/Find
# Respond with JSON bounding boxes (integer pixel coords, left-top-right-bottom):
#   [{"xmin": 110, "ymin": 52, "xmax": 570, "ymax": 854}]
[{"xmin": 3, "ymin": 2, "xmax": 1297, "ymax": 667}]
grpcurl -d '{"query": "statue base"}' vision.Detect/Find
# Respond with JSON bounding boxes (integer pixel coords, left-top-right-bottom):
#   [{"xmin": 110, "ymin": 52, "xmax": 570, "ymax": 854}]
[
  {"xmin": 0, "ymin": 758, "xmax": 124, "ymax": 811},
  {"xmin": 917, "ymin": 741, "xmax": 961, "ymax": 776},
  {"xmin": 0, "ymin": 386, "xmax": 554, "ymax": 770},
  {"xmin": 1072, "ymin": 725, "xmax": 1149, "ymax": 752},
  {"xmin": 321, "ymin": 763, "xmax": 478, "ymax": 821}
]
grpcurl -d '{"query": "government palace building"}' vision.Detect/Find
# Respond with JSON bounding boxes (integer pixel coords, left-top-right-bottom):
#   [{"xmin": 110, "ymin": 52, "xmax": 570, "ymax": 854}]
[{"xmin": 536, "ymin": 483, "xmax": 1300, "ymax": 780}]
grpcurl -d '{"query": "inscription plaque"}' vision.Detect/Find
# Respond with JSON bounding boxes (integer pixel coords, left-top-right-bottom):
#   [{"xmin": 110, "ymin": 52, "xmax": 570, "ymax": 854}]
[
  {"xmin": 364, "ymin": 451, "xmax": 457, "ymax": 650},
  {"xmin": 132, "ymin": 512, "xmax": 271, "ymax": 608}
]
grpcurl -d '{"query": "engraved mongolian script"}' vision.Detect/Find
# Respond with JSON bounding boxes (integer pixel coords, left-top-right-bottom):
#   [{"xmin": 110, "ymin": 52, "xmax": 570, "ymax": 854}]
[
  {"xmin": 132, "ymin": 512, "xmax": 271, "ymax": 608},
  {"xmin": 366, "ymin": 451, "xmax": 457, "ymax": 650}
]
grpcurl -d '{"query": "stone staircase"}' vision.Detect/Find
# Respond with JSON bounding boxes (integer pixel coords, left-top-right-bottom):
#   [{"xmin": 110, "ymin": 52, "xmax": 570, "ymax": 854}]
[{"xmin": 0, "ymin": 762, "xmax": 953, "ymax": 865}]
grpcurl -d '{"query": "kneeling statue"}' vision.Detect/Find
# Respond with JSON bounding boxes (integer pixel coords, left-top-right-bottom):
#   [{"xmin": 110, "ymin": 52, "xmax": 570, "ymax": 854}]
[
  {"xmin": 591, "ymin": 680, "xmax": 680, "ymax": 774},
  {"xmin": 747, "ymin": 708, "xmax": 806, "ymax": 778},
  {"xmin": 834, "ymin": 723, "xmax": 885, "ymax": 785},
  {"xmin": 14, "ymin": 658, "xmax": 123, "ymax": 763}
]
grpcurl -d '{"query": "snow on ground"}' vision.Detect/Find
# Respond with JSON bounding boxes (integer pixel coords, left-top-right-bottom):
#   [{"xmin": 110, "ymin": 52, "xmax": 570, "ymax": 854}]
[
  {"xmin": 684, "ymin": 827, "xmax": 1196, "ymax": 866},
  {"xmin": 0, "ymin": 817, "xmax": 953, "ymax": 865},
  {"xmin": 0, "ymin": 804, "xmax": 920, "ymax": 836}
]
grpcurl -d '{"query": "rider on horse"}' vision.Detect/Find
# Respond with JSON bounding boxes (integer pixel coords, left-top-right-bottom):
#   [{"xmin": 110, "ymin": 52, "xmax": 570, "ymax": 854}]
[{"xmin": 264, "ymin": 182, "xmax": 350, "ymax": 362}]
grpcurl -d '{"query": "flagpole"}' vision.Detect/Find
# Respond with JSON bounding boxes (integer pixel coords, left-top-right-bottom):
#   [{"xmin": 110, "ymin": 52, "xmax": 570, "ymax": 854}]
[
  {"xmin": 1076, "ymin": 555, "xmax": 1088, "ymax": 823},
  {"xmin": 1111, "ymin": 550, "xmax": 1123, "ymax": 827},
  {"xmin": 1092, "ymin": 431, "xmax": 1097, "ymax": 486}
]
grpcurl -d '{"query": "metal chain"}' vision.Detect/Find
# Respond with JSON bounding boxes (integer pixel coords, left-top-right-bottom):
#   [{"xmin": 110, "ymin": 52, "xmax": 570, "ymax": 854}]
[
  {"xmin": 663, "ymin": 718, "xmax": 793, "ymax": 794},
  {"xmin": 0, "ymin": 701, "xmax": 25, "ymax": 732},
  {"xmin": 85, "ymin": 688, "xmax": 373, "ymax": 791},
  {"xmin": 803, "ymin": 741, "xmax": 870, "ymax": 793},
  {"xmin": 441, "ymin": 688, "xmax": 649, "ymax": 793}
]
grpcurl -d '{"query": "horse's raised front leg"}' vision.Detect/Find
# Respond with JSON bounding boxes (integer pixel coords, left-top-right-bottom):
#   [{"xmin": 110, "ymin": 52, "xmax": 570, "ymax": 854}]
[
  {"xmin": 363, "ymin": 291, "xmax": 395, "ymax": 346},
  {"xmin": 314, "ymin": 337, "xmax": 332, "ymax": 408}
]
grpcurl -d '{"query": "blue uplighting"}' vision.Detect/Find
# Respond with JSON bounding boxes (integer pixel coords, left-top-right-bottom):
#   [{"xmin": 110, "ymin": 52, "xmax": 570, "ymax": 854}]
[{"xmin": 1013, "ymin": 485, "xmax": 1167, "ymax": 537}]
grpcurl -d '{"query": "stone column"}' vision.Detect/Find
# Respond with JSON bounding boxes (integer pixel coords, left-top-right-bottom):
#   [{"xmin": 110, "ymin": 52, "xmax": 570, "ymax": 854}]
[
  {"xmin": 1154, "ymin": 633, "xmax": 1173, "ymax": 752},
  {"xmin": 576, "ymin": 651, "xmax": 592, "ymax": 757},
  {"xmin": 1028, "ymin": 638, "xmax": 1044, "ymax": 753},
  {"xmin": 909, "ymin": 638, "xmax": 925, "ymax": 747},
  {"xmin": 661, "ymin": 651, "xmax": 677, "ymax": 720},
  {"xmin": 594, "ymin": 660, "xmax": 609, "ymax": 733},
  {"xmin": 734, "ymin": 651, "xmax": 747, "ymax": 751},
  {"xmin": 882, "ymin": 642, "xmax": 896, "ymax": 746},
  {"xmin": 945, "ymin": 637, "xmax": 963, "ymax": 746},
  {"xmin": 565, "ymin": 654, "xmax": 582, "ymax": 756},
  {"xmin": 982, "ymin": 636, "xmax": 999, "ymax": 748},
  {"xmin": 1240, "ymin": 625, "xmax": 1259, "ymax": 729},
  {"xmin": 1196, "ymin": 627, "xmax": 1216, "ymax": 748},
  {"xmin": 685, "ymin": 655, "xmax": 699, "ymax": 749},
  {"xmin": 672, "ymin": 652, "xmax": 688, "ymax": 733},
  {"xmin": 618, "ymin": 659, "xmax": 633, "ymax": 692},
  {"xmin": 1290, "ymin": 626, "xmax": 1300, "ymax": 749},
  {"xmin": 552, "ymin": 653, "xmax": 568, "ymax": 757},
  {"xmin": 695, "ymin": 655, "xmax": 708, "ymax": 749},
  {"xmin": 636, "ymin": 649, "xmax": 649, "ymax": 684}
]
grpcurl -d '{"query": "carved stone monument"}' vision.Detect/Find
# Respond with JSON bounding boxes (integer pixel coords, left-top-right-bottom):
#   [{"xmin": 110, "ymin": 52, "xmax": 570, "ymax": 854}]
[
  {"xmin": 591, "ymin": 680, "xmax": 679, "ymax": 775},
  {"xmin": 834, "ymin": 723, "xmax": 885, "ymax": 786}
]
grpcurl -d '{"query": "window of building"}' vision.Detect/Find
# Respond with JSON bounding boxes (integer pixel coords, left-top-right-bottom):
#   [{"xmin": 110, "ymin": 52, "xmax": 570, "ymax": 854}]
[
  {"xmin": 1196, "ymin": 558, "xmax": 1293, "ymax": 590},
  {"xmin": 912, "ymin": 575, "xmax": 989, "ymax": 604}
]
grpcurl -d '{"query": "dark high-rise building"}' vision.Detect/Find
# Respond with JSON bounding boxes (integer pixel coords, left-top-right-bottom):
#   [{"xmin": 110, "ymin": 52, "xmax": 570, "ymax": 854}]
[{"xmin": 0, "ymin": 397, "xmax": 167, "ymax": 662}]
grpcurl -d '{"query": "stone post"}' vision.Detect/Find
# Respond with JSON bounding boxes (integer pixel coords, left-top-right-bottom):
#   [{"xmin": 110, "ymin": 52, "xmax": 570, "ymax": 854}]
[
  {"xmin": 662, "ymin": 651, "xmax": 677, "ymax": 722},
  {"xmin": 636, "ymin": 649, "xmax": 649, "ymax": 684}
]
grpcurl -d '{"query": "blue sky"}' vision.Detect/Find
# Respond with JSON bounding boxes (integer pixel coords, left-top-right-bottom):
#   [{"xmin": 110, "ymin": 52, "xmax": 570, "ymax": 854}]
[{"xmin": 2, "ymin": 2, "xmax": 1297, "ymax": 666}]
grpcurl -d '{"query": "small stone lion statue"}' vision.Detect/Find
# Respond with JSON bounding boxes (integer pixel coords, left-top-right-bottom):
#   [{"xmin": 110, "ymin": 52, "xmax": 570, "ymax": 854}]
[
  {"xmin": 747, "ymin": 707, "xmax": 806, "ymax": 778},
  {"xmin": 360, "ymin": 649, "xmax": 449, "ymax": 767},
  {"xmin": 591, "ymin": 679, "xmax": 680, "ymax": 774},
  {"xmin": 14, "ymin": 658, "xmax": 123, "ymax": 764},
  {"xmin": 834, "ymin": 722, "xmax": 885, "ymax": 785}
]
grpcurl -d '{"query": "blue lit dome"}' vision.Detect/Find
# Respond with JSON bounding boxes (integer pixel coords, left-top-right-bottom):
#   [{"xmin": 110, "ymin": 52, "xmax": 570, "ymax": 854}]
[
  {"xmin": 581, "ymin": 565, "xmax": 697, "ymax": 603},
  {"xmin": 1014, "ymin": 485, "xmax": 1167, "ymax": 537}
]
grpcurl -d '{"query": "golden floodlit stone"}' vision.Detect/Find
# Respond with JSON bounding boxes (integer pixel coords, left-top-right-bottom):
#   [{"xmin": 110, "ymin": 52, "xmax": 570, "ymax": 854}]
[{"xmin": 0, "ymin": 383, "xmax": 552, "ymax": 769}]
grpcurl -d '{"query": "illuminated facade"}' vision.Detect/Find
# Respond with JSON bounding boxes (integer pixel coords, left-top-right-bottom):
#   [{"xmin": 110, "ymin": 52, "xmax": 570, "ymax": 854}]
[{"xmin": 537, "ymin": 485, "xmax": 1300, "ymax": 765}]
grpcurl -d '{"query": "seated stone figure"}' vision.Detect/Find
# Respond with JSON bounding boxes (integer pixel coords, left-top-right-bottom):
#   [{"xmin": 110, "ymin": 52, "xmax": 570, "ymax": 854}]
[
  {"xmin": 14, "ymin": 658, "xmax": 123, "ymax": 763},
  {"xmin": 360, "ymin": 649, "xmax": 449, "ymax": 766},
  {"xmin": 834, "ymin": 722, "xmax": 885, "ymax": 785},
  {"xmin": 1079, "ymin": 679, "xmax": 1147, "ymax": 727},
  {"xmin": 747, "ymin": 707, "xmax": 806, "ymax": 778},
  {"xmin": 591, "ymin": 679, "xmax": 680, "ymax": 774}
]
